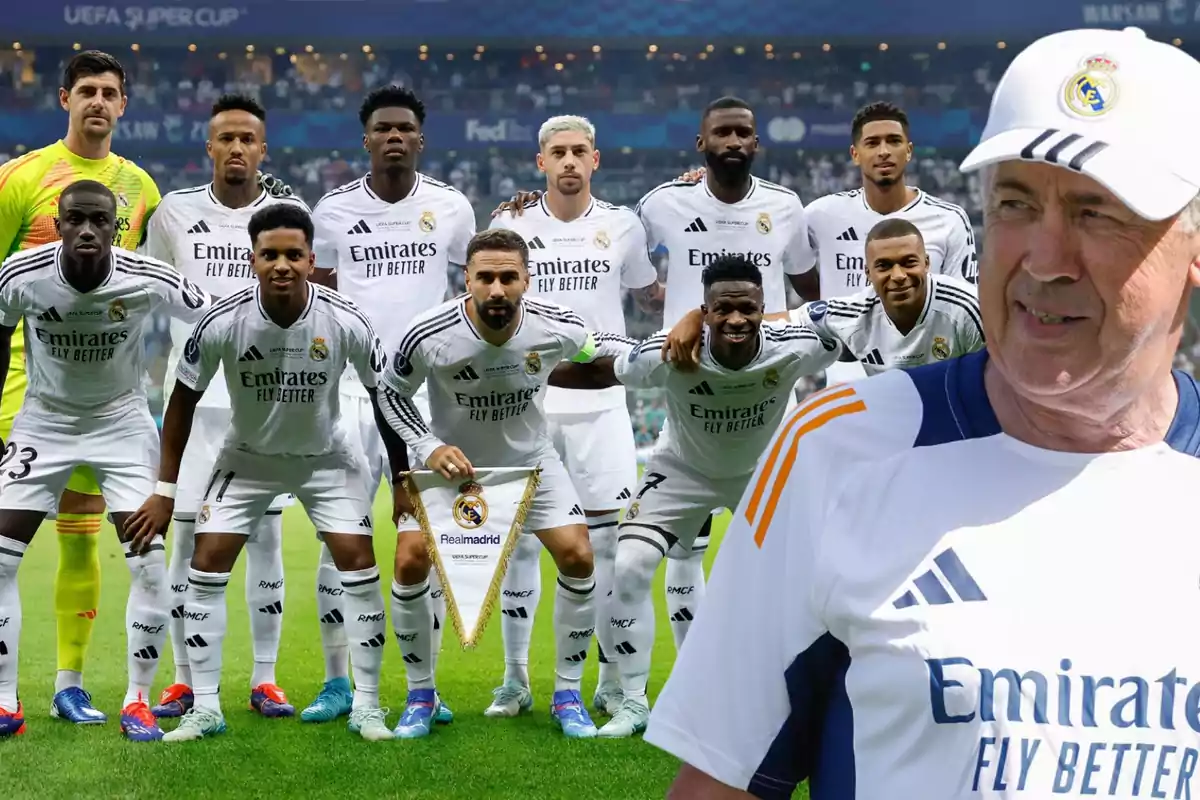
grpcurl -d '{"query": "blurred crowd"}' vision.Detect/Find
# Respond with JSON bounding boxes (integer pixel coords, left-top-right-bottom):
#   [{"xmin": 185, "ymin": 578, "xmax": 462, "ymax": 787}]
[{"xmin": 3, "ymin": 39, "xmax": 1200, "ymax": 445}]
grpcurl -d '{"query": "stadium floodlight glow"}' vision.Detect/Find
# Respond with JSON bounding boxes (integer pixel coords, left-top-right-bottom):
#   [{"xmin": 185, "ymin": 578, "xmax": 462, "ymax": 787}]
[
  {"xmin": 289, "ymin": 54, "xmax": 298, "ymax": 63},
  {"xmin": 879, "ymin": 42, "xmax": 888, "ymax": 51},
  {"xmin": 362, "ymin": 45, "xmax": 372, "ymax": 53},
  {"xmin": 554, "ymin": 62, "xmax": 564, "ymax": 71},
  {"xmin": 246, "ymin": 45, "xmax": 254, "ymax": 53},
  {"xmin": 473, "ymin": 53, "xmax": 481, "ymax": 61},
  {"xmin": 420, "ymin": 44, "xmax": 429, "ymax": 53},
  {"xmin": 648, "ymin": 44, "xmax": 659, "ymax": 52},
  {"xmin": 764, "ymin": 43, "xmax": 773, "ymax": 52},
  {"xmin": 73, "ymin": 43, "xmax": 82, "ymax": 51},
  {"xmin": 304, "ymin": 44, "xmax": 314, "ymax": 53},
  {"xmin": 419, "ymin": 53, "xmax": 427, "ymax": 61},
  {"xmin": 275, "ymin": 46, "xmax": 285, "ymax": 55},
  {"xmin": 734, "ymin": 45, "xmax": 745, "ymax": 55},
  {"xmin": 1174, "ymin": 38, "xmax": 1184, "ymax": 46},
  {"xmin": 11, "ymin": 42, "xmax": 20, "ymax": 51},
  {"xmin": 698, "ymin": 52, "xmax": 708, "ymax": 60},
  {"xmin": 937, "ymin": 41, "xmax": 947, "ymax": 49},
  {"xmin": 131, "ymin": 43, "xmax": 140, "ymax": 52},
  {"xmin": 218, "ymin": 52, "xmax": 227, "ymax": 60},
  {"xmin": 822, "ymin": 43, "xmax": 832, "ymax": 52},
  {"xmin": 566, "ymin": 52, "xmax": 576, "ymax": 60},
  {"xmin": 996, "ymin": 41, "xmax": 1006, "ymax": 49},
  {"xmin": 535, "ymin": 45, "xmax": 544, "ymax": 53},
  {"xmin": 706, "ymin": 44, "xmax": 715, "ymax": 52},
  {"xmin": 792, "ymin": 51, "xmax": 802, "ymax": 59},
  {"xmin": 476, "ymin": 45, "xmax": 485, "ymax": 53},
  {"xmin": 340, "ymin": 53, "xmax": 349, "ymax": 60},
  {"xmin": 188, "ymin": 44, "xmax": 197, "ymax": 52},
  {"xmin": 592, "ymin": 45, "xmax": 601, "ymax": 53},
  {"xmin": 446, "ymin": 53, "xmax": 454, "ymax": 60}
]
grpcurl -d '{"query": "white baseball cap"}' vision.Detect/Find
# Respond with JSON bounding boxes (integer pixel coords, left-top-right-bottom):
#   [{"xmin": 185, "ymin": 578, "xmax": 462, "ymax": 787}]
[{"xmin": 960, "ymin": 27, "xmax": 1200, "ymax": 221}]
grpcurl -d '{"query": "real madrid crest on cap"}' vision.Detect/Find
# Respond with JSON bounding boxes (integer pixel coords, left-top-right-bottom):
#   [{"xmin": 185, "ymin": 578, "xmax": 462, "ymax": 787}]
[
  {"xmin": 1062, "ymin": 54, "xmax": 1119, "ymax": 118},
  {"xmin": 756, "ymin": 212, "xmax": 772, "ymax": 235},
  {"xmin": 419, "ymin": 210, "xmax": 436, "ymax": 233}
]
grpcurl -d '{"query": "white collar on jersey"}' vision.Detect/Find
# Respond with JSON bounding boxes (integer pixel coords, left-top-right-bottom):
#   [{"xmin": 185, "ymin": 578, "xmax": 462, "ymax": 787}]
[
  {"xmin": 360, "ymin": 173, "xmax": 423, "ymax": 204},
  {"xmin": 255, "ymin": 283, "xmax": 317, "ymax": 328},
  {"xmin": 701, "ymin": 174, "xmax": 759, "ymax": 204},
  {"xmin": 701, "ymin": 325, "xmax": 764, "ymax": 370},
  {"xmin": 538, "ymin": 194, "xmax": 596, "ymax": 220},
  {"xmin": 206, "ymin": 183, "xmax": 272, "ymax": 211},
  {"xmin": 56, "ymin": 243, "xmax": 114, "ymax": 293},
  {"xmin": 859, "ymin": 186, "xmax": 924, "ymax": 215}
]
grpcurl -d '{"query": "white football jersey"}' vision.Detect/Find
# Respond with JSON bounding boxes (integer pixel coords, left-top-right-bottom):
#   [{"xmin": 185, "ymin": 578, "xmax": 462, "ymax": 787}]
[
  {"xmin": 792, "ymin": 274, "xmax": 984, "ymax": 376},
  {"xmin": 490, "ymin": 194, "xmax": 657, "ymax": 414},
  {"xmin": 378, "ymin": 295, "xmax": 635, "ymax": 469},
  {"xmin": 142, "ymin": 183, "xmax": 311, "ymax": 409},
  {"xmin": 635, "ymin": 177, "xmax": 815, "ymax": 327},
  {"xmin": 616, "ymin": 322, "xmax": 838, "ymax": 478},
  {"xmin": 0, "ymin": 243, "xmax": 211, "ymax": 420},
  {"xmin": 646, "ymin": 351, "xmax": 1200, "ymax": 799},
  {"xmin": 806, "ymin": 187, "xmax": 978, "ymax": 296},
  {"xmin": 176, "ymin": 283, "xmax": 384, "ymax": 457},
  {"xmin": 313, "ymin": 173, "xmax": 476, "ymax": 396}
]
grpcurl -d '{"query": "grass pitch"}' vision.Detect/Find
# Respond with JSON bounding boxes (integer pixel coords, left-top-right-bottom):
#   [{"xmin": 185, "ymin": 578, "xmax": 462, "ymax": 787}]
[{"xmin": 0, "ymin": 493, "xmax": 807, "ymax": 799}]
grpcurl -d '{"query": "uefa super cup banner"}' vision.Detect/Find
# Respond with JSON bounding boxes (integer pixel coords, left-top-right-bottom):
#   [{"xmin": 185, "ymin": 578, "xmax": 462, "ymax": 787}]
[{"xmin": 404, "ymin": 467, "xmax": 541, "ymax": 649}]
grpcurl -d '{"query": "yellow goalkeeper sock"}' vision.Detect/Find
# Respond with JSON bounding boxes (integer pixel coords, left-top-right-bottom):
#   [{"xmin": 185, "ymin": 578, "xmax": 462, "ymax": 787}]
[{"xmin": 55, "ymin": 514, "xmax": 103, "ymax": 677}]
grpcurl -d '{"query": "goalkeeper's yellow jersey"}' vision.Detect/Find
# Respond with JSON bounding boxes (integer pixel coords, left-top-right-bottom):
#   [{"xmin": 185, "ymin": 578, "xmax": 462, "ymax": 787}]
[{"xmin": 0, "ymin": 140, "xmax": 160, "ymax": 435}]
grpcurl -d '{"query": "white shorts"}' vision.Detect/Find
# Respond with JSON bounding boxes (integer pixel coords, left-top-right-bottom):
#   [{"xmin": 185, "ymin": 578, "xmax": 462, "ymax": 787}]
[
  {"xmin": 176, "ymin": 406, "xmax": 291, "ymax": 520},
  {"xmin": 547, "ymin": 405, "xmax": 637, "ymax": 512},
  {"xmin": 0, "ymin": 402, "xmax": 159, "ymax": 513},
  {"xmin": 619, "ymin": 451, "xmax": 748, "ymax": 559},
  {"xmin": 194, "ymin": 445, "xmax": 374, "ymax": 538},
  {"xmin": 523, "ymin": 453, "xmax": 586, "ymax": 533},
  {"xmin": 340, "ymin": 384, "xmax": 431, "ymax": 499}
]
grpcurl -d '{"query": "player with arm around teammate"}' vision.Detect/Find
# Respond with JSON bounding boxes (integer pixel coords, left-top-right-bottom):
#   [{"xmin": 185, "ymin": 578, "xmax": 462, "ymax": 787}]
[
  {"xmin": 796, "ymin": 218, "xmax": 984, "ymax": 374},
  {"xmin": 649, "ymin": 27, "xmax": 1200, "ymax": 799},
  {"xmin": 375, "ymin": 228, "xmax": 636, "ymax": 740},
  {"xmin": 0, "ymin": 180, "xmax": 212, "ymax": 740},
  {"xmin": 141, "ymin": 93, "xmax": 309, "ymax": 721},
  {"xmin": 551, "ymin": 254, "xmax": 838, "ymax": 738},
  {"xmin": 128, "ymin": 203, "xmax": 400, "ymax": 743},
  {"xmin": 487, "ymin": 114, "xmax": 664, "ymax": 718}
]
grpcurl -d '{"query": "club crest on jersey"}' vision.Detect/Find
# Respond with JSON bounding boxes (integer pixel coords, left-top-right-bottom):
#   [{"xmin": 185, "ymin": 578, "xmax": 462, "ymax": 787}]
[
  {"xmin": 524, "ymin": 351, "xmax": 541, "ymax": 375},
  {"xmin": 198, "ymin": 504, "xmax": 211, "ymax": 524},
  {"xmin": 419, "ymin": 210, "xmax": 436, "ymax": 233},
  {"xmin": 107, "ymin": 299, "xmax": 127, "ymax": 322},
  {"xmin": 626, "ymin": 501, "xmax": 640, "ymax": 520},
  {"xmin": 593, "ymin": 230, "xmax": 611, "ymax": 250},
  {"xmin": 756, "ymin": 212, "xmax": 772, "ymax": 235},
  {"xmin": 932, "ymin": 336, "xmax": 950, "ymax": 360},
  {"xmin": 1062, "ymin": 54, "xmax": 1119, "ymax": 117},
  {"xmin": 309, "ymin": 337, "xmax": 329, "ymax": 361},
  {"xmin": 452, "ymin": 481, "xmax": 488, "ymax": 529},
  {"xmin": 763, "ymin": 368, "xmax": 780, "ymax": 389}
]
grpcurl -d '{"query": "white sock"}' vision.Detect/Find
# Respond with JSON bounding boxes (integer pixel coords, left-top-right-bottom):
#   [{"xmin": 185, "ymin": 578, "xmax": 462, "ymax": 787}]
[
  {"xmin": 500, "ymin": 533, "xmax": 542, "ymax": 687},
  {"xmin": 245, "ymin": 512, "xmax": 285, "ymax": 688},
  {"xmin": 429, "ymin": 569, "xmax": 446, "ymax": 674},
  {"xmin": 0, "ymin": 537, "xmax": 26, "ymax": 710},
  {"xmin": 611, "ymin": 536, "xmax": 662, "ymax": 700},
  {"xmin": 339, "ymin": 566, "xmax": 385, "ymax": 710},
  {"xmin": 315, "ymin": 543, "xmax": 349, "ymax": 682},
  {"xmin": 54, "ymin": 670, "xmax": 83, "ymax": 694},
  {"xmin": 124, "ymin": 535, "xmax": 168, "ymax": 707},
  {"xmin": 553, "ymin": 571, "xmax": 596, "ymax": 693},
  {"xmin": 391, "ymin": 578, "xmax": 434, "ymax": 690},
  {"xmin": 167, "ymin": 518, "xmax": 195, "ymax": 687},
  {"xmin": 665, "ymin": 551, "xmax": 707, "ymax": 651},
  {"xmin": 588, "ymin": 512, "xmax": 620, "ymax": 686},
  {"xmin": 185, "ymin": 567, "xmax": 230, "ymax": 714}
]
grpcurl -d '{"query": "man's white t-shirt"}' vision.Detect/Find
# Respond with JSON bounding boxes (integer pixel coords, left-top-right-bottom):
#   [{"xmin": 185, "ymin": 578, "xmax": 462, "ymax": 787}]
[
  {"xmin": 806, "ymin": 187, "xmax": 978, "ymax": 296},
  {"xmin": 645, "ymin": 350, "xmax": 1200, "ymax": 799},
  {"xmin": 490, "ymin": 194, "xmax": 656, "ymax": 414},
  {"xmin": 792, "ymin": 274, "xmax": 985, "ymax": 375},
  {"xmin": 635, "ymin": 176, "xmax": 815, "ymax": 327},
  {"xmin": 377, "ymin": 295, "xmax": 635, "ymax": 468},
  {"xmin": 312, "ymin": 173, "xmax": 476, "ymax": 397},
  {"xmin": 176, "ymin": 283, "xmax": 384, "ymax": 457},
  {"xmin": 0, "ymin": 242, "xmax": 211, "ymax": 421},
  {"xmin": 142, "ymin": 183, "xmax": 311, "ymax": 408},
  {"xmin": 616, "ymin": 323, "xmax": 837, "ymax": 479}
]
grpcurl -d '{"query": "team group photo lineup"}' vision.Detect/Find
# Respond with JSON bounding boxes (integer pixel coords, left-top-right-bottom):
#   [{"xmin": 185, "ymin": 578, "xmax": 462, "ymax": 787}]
[{"xmin": 1, "ymin": 5, "xmax": 1199, "ymax": 798}]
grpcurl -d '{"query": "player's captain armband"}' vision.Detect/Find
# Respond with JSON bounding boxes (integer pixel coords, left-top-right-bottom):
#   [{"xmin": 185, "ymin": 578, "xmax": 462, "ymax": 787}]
[{"xmin": 570, "ymin": 332, "xmax": 598, "ymax": 363}]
